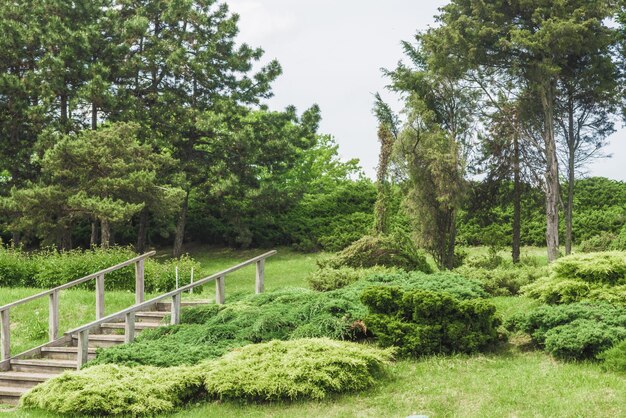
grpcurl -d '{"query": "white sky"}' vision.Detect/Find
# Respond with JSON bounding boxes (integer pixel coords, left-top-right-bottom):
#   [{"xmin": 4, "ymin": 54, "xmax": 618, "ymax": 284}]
[{"xmin": 227, "ymin": 0, "xmax": 626, "ymax": 181}]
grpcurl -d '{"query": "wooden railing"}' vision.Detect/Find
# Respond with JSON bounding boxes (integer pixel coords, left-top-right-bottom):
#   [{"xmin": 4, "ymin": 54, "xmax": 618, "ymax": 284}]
[
  {"xmin": 68, "ymin": 250, "xmax": 276, "ymax": 368},
  {"xmin": 0, "ymin": 251, "xmax": 156, "ymax": 370}
]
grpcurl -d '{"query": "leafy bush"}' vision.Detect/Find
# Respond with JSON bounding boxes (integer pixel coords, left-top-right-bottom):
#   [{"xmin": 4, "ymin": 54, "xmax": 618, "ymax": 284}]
[
  {"xmin": 143, "ymin": 255, "xmax": 202, "ymax": 292},
  {"xmin": 316, "ymin": 212, "xmax": 375, "ymax": 252},
  {"xmin": 507, "ymin": 302, "xmax": 626, "ymax": 360},
  {"xmin": 454, "ymin": 265, "xmax": 548, "ymax": 296},
  {"xmin": 20, "ymin": 364, "xmax": 204, "ymax": 416},
  {"xmin": 307, "ymin": 266, "xmax": 395, "ymax": 291},
  {"xmin": 203, "ymin": 338, "xmax": 393, "ymax": 401},
  {"xmin": 361, "ymin": 287, "xmax": 501, "ymax": 357},
  {"xmin": 0, "ymin": 246, "xmax": 37, "ymax": 287},
  {"xmin": 552, "ymin": 252, "xmax": 626, "ymax": 285},
  {"xmin": 88, "ymin": 288, "xmax": 369, "ymax": 367},
  {"xmin": 579, "ymin": 232, "xmax": 617, "ymax": 253},
  {"xmin": 611, "ymin": 225, "xmax": 626, "ymax": 251},
  {"xmin": 522, "ymin": 277, "xmax": 592, "ymax": 304},
  {"xmin": 599, "ymin": 339, "xmax": 626, "ymax": 373},
  {"xmin": 320, "ymin": 234, "xmax": 432, "ymax": 273}
]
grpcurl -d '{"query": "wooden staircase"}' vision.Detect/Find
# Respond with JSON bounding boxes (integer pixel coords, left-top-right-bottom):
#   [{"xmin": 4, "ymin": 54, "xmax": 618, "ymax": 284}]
[{"xmin": 0, "ymin": 251, "xmax": 276, "ymax": 406}]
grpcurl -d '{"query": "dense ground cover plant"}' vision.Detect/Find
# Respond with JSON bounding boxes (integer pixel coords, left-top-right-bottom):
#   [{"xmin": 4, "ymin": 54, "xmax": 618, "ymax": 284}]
[
  {"xmin": 361, "ymin": 287, "xmax": 501, "ymax": 357},
  {"xmin": 507, "ymin": 303, "xmax": 626, "ymax": 360},
  {"xmin": 599, "ymin": 339, "xmax": 626, "ymax": 372},
  {"xmin": 307, "ymin": 266, "xmax": 396, "ymax": 291},
  {"xmin": 20, "ymin": 364, "xmax": 204, "ymax": 416},
  {"xmin": 0, "ymin": 246, "xmax": 201, "ymax": 292},
  {"xmin": 578, "ymin": 232, "xmax": 617, "ymax": 253},
  {"xmin": 21, "ymin": 339, "xmax": 393, "ymax": 415},
  {"xmin": 203, "ymin": 338, "xmax": 393, "ymax": 401},
  {"xmin": 319, "ymin": 234, "xmax": 432, "ymax": 273},
  {"xmin": 455, "ymin": 265, "xmax": 548, "ymax": 296},
  {"xmin": 522, "ymin": 252, "xmax": 626, "ymax": 304}
]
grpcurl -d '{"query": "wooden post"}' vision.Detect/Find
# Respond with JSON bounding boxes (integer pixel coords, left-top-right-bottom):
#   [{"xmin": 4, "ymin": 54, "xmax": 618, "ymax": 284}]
[
  {"xmin": 0, "ymin": 309, "xmax": 10, "ymax": 371},
  {"xmin": 256, "ymin": 259, "xmax": 265, "ymax": 294},
  {"xmin": 215, "ymin": 275, "xmax": 225, "ymax": 305},
  {"xmin": 124, "ymin": 312, "xmax": 136, "ymax": 344},
  {"xmin": 48, "ymin": 291, "xmax": 59, "ymax": 341},
  {"xmin": 77, "ymin": 330, "xmax": 90, "ymax": 370},
  {"xmin": 171, "ymin": 293, "xmax": 181, "ymax": 325},
  {"xmin": 96, "ymin": 274, "xmax": 105, "ymax": 320},
  {"xmin": 135, "ymin": 259, "xmax": 145, "ymax": 304}
]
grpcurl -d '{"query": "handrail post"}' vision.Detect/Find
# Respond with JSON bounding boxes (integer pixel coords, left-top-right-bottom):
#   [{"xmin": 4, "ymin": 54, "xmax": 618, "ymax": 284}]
[
  {"xmin": 256, "ymin": 259, "xmax": 265, "ymax": 294},
  {"xmin": 135, "ymin": 259, "xmax": 145, "ymax": 304},
  {"xmin": 96, "ymin": 274, "xmax": 105, "ymax": 320},
  {"xmin": 215, "ymin": 275, "xmax": 225, "ymax": 304},
  {"xmin": 125, "ymin": 312, "xmax": 136, "ymax": 343},
  {"xmin": 48, "ymin": 291, "xmax": 59, "ymax": 341},
  {"xmin": 77, "ymin": 329, "xmax": 89, "ymax": 370},
  {"xmin": 171, "ymin": 293, "xmax": 181, "ymax": 325},
  {"xmin": 0, "ymin": 309, "xmax": 10, "ymax": 371}
]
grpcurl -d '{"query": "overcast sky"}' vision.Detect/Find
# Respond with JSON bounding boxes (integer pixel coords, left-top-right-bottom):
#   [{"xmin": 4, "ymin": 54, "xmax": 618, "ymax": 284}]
[{"xmin": 227, "ymin": 0, "xmax": 626, "ymax": 181}]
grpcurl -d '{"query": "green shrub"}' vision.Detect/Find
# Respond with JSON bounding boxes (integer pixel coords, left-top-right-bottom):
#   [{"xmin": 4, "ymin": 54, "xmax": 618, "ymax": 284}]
[
  {"xmin": 20, "ymin": 364, "xmax": 204, "ymax": 416},
  {"xmin": 599, "ymin": 339, "xmax": 626, "ymax": 373},
  {"xmin": 579, "ymin": 232, "xmax": 617, "ymax": 253},
  {"xmin": 455, "ymin": 265, "xmax": 548, "ymax": 296},
  {"xmin": 361, "ymin": 287, "xmax": 501, "ymax": 357},
  {"xmin": 507, "ymin": 302, "xmax": 626, "ymax": 360},
  {"xmin": 611, "ymin": 225, "xmax": 626, "ymax": 251},
  {"xmin": 143, "ymin": 255, "xmax": 202, "ymax": 293},
  {"xmin": 320, "ymin": 234, "xmax": 432, "ymax": 273},
  {"xmin": 317, "ymin": 212, "xmax": 375, "ymax": 252},
  {"xmin": 522, "ymin": 277, "xmax": 592, "ymax": 304},
  {"xmin": 203, "ymin": 338, "xmax": 393, "ymax": 401},
  {"xmin": 543, "ymin": 319, "xmax": 626, "ymax": 361},
  {"xmin": 552, "ymin": 252, "xmax": 626, "ymax": 285},
  {"xmin": 307, "ymin": 266, "xmax": 395, "ymax": 291},
  {"xmin": 0, "ymin": 246, "xmax": 37, "ymax": 287}
]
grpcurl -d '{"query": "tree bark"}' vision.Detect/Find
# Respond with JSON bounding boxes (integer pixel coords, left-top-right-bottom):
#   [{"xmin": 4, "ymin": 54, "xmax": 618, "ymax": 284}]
[
  {"xmin": 374, "ymin": 125, "xmax": 393, "ymax": 235},
  {"xmin": 541, "ymin": 81, "xmax": 560, "ymax": 263},
  {"xmin": 60, "ymin": 93, "xmax": 68, "ymax": 128},
  {"xmin": 91, "ymin": 102, "xmax": 98, "ymax": 130},
  {"xmin": 173, "ymin": 191, "xmax": 190, "ymax": 258},
  {"xmin": 512, "ymin": 128, "xmax": 521, "ymax": 264},
  {"xmin": 565, "ymin": 93, "xmax": 575, "ymax": 255},
  {"xmin": 137, "ymin": 209, "xmax": 149, "ymax": 253},
  {"xmin": 100, "ymin": 218, "xmax": 111, "ymax": 249},
  {"xmin": 90, "ymin": 220, "xmax": 99, "ymax": 248}
]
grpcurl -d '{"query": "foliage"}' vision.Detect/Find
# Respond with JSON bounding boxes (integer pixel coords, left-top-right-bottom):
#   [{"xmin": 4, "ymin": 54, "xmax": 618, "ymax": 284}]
[
  {"xmin": 598, "ymin": 339, "xmax": 626, "ymax": 373},
  {"xmin": 320, "ymin": 234, "xmax": 432, "ymax": 273},
  {"xmin": 507, "ymin": 302, "xmax": 626, "ymax": 360},
  {"xmin": 203, "ymin": 339, "xmax": 393, "ymax": 401},
  {"xmin": 521, "ymin": 252, "xmax": 626, "ymax": 304},
  {"xmin": 361, "ymin": 287, "xmax": 501, "ymax": 357},
  {"xmin": 455, "ymin": 265, "xmax": 548, "ymax": 296},
  {"xmin": 307, "ymin": 266, "xmax": 395, "ymax": 292},
  {"xmin": 579, "ymin": 232, "xmax": 617, "ymax": 253},
  {"xmin": 0, "ymin": 245, "xmax": 201, "ymax": 292},
  {"xmin": 20, "ymin": 364, "xmax": 205, "ymax": 416},
  {"xmin": 611, "ymin": 224, "xmax": 626, "ymax": 251}
]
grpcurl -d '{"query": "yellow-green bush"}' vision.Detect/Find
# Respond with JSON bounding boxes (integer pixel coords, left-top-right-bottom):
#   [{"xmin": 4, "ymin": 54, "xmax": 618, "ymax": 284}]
[
  {"xmin": 307, "ymin": 266, "xmax": 395, "ymax": 291},
  {"xmin": 20, "ymin": 364, "xmax": 204, "ymax": 416},
  {"xmin": 202, "ymin": 338, "xmax": 393, "ymax": 401}
]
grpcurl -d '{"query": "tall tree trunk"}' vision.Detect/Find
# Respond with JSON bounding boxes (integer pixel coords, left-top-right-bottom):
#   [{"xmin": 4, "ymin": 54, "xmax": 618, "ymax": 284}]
[
  {"xmin": 91, "ymin": 102, "xmax": 98, "ymax": 130},
  {"xmin": 374, "ymin": 125, "xmax": 393, "ymax": 235},
  {"xmin": 565, "ymin": 93, "xmax": 575, "ymax": 255},
  {"xmin": 11, "ymin": 232, "xmax": 21, "ymax": 248},
  {"xmin": 60, "ymin": 93, "xmax": 68, "ymax": 127},
  {"xmin": 100, "ymin": 218, "xmax": 111, "ymax": 249},
  {"xmin": 512, "ymin": 129, "xmax": 521, "ymax": 264},
  {"xmin": 90, "ymin": 220, "xmax": 99, "ymax": 248},
  {"xmin": 541, "ymin": 81, "xmax": 560, "ymax": 263},
  {"xmin": 137, "ymin": 209, "xmax": 149, "ymax": 253},
  {"xmin": 444, "ymin": 209, "xmax": 458, "ymax": 270},
  {"xmin": 173, "ymin": 191, "xmax": 190, "ymax": 258}
]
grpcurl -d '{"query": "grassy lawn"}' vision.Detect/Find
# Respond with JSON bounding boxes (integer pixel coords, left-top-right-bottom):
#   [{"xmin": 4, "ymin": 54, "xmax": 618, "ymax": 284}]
[{"xmin": 1, "ymin": 246, "xmax": 625, "ymax": 417}]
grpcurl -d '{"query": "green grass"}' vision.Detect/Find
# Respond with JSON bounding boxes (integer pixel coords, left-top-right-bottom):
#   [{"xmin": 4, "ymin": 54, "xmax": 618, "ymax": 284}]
[{"xmin": 2, "ymin": 246, "xmax": 625, "ymax": 417}]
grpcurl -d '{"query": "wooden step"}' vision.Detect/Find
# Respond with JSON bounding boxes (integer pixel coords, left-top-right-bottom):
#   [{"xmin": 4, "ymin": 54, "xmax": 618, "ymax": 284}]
[
  {"xmin": 0, "ymin": 385, "xmax": 29, "ymax": 406},
  {"xmin": 155, "ymin": 300, "xmax": 210, "ymax": 312},
  {"xmin": 39, "ymin": 346, "xmax": 97, "ymax": 361},
  {"xmin": 0, "ymin": 371, "xmax": 49, "ymax": 389},
  {"xmin": 100, "ymin": 322, "xmax": 161, "ymax": 334},
  {"xmin": 71, "ymin": 333, "xmax": 125, "ymax": 348},
  {"xmin": 136, "ymin": 311, "xmax": 168, "ymax": 324},
  {"xmin": 10, "ymin": 359, "xmax": 75, "ymax": 374}
]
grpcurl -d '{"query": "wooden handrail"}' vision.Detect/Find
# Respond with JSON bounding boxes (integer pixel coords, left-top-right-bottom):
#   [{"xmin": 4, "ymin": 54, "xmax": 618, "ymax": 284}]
[
  {"xmin": 0, "ymin": 251, "xmax": 156, "ymax": 370},
  {"xmin": 0, "ymin": 251, "xmax": 156, "ymax": 312},
  {"xmin": 68, "ymin": 250, "xmax": 276, "ymax": 335}
]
